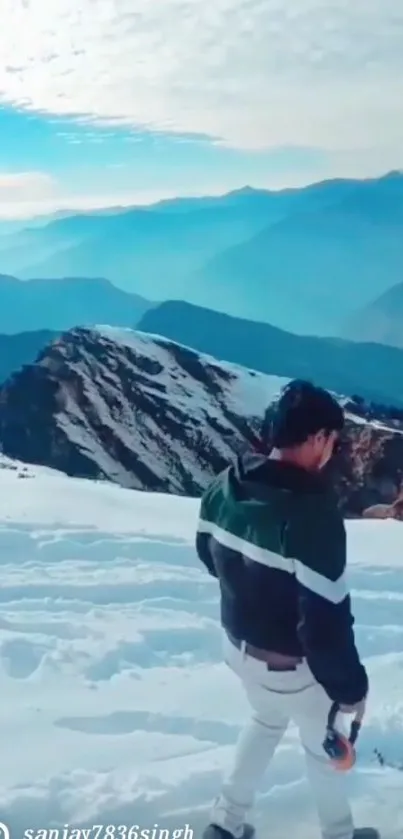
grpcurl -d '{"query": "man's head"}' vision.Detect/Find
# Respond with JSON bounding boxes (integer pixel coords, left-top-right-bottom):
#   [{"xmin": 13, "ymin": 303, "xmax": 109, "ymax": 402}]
[{"xmin": 263, "ymin": 379, "xmax": 344, "ymax": 472}]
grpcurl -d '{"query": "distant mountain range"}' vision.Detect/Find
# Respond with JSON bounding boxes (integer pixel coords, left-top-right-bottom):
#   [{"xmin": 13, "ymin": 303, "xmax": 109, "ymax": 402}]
[
  {"xmin": 0, "ymin": 192, "xmax": 277, "ymax": 304},
  {"xmin": 0, "ymin": 274, "xmax": 152, "ymax": 334},
  {"xmin": 0, "ymin": 172, "xmax": 402, "ymax": 336},
  {"xmin": 138, "ymin": 299, "xmax": 403, "ymax": 406},
  {"xmin": 343, "ymin": 281, "xmax": 403, "ymax": 349},
  {"xmin": 1, "ymin": 325, "xmax": 403, "ymax": 517},
  {"xmin": 192, "ymin": 173, "xmax": 403, "ymax": 334}
]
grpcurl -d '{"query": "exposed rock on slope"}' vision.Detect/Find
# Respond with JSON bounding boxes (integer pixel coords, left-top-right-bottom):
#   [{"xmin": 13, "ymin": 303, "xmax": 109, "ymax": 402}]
[{"xmin": 0, "ymin": 325, "xmax": 403, "ymax": 515}]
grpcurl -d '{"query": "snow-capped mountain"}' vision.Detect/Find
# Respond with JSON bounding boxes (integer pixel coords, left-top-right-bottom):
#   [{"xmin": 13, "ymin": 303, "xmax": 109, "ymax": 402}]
[
  {"xmin": 0, "ymin": 325, "xmax": 288, "ymax": 495},
  {"xmin": 0, "ymin": 324, "xmax": 403, "ymax": 514}
]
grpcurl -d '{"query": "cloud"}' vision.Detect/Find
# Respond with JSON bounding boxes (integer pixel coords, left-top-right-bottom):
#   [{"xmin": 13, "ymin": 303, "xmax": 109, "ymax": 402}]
[
  {"xmin": 0, "ymin": 0, "xmax": 402, "ymax": 155},
  {"xmin": 0, "ymin": 171, "xmax": 58, "ymax": 203}
]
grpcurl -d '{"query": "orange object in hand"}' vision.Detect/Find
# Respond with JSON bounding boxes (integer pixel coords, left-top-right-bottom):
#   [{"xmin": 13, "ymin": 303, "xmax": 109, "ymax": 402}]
[{"xmin": 323, "ymin": 702, "xmax": 363, "ymax": 771}]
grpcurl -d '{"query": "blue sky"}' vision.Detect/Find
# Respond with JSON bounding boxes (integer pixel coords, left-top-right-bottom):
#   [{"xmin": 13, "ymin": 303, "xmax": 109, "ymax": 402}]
[
  {"xmin": 0, "ymin": 0, "xmax": 402, "ymax": 218},
  {"xmin": 0, "ymin": 105, "xmax": 330, "ymax": 205},
  {"xmin": 0, "ymin": 105, "xmax": 333, "ymax": 217}
]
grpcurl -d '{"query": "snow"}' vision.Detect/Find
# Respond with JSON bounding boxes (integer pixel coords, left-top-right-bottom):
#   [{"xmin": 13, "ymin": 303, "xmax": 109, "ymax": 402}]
[
  {"xmin": 96, "ymin": 325, "xmax": 289, "ymax": 419},
  {"xmin": 1, "ymin": 455, "xmax": 403, "ymax": 838}
]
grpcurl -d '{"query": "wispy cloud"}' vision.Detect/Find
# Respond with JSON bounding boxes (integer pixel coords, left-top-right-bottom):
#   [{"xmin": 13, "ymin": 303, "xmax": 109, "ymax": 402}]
[
  {"xmin": 0, "ymin": 0, "xmax": 402, "ymax": 156},
  {"xmin": 0, "ymin": 171, "xmax": 57, "ymax": 204}
]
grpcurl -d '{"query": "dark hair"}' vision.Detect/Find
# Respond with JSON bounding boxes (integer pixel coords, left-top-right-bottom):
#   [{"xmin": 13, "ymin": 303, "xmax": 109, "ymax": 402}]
[{"xmin": 262, "ymin": 379, "xmax": 344, "ymax": 449}]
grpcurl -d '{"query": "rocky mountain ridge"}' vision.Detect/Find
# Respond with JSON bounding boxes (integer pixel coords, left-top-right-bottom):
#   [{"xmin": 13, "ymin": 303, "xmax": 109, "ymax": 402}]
[{"xmin": 0, "ymin": 326, "xmax": 402, "ymax": 516}]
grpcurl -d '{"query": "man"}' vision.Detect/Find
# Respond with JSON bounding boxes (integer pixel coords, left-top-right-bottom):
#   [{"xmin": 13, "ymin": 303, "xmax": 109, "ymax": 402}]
[{"xmin": 196, "ymin": 380, "xmax": 378, "ymax": 839}]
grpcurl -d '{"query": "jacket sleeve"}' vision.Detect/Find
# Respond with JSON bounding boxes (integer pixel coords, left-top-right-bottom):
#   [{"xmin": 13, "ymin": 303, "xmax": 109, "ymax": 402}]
[
  {"xmin": 286, "ymin": 498, "xmax": 368, "ymax": 706},
  {"xmin": 195, "ymin": 492, "xmax": 218, "ymax": 578}
]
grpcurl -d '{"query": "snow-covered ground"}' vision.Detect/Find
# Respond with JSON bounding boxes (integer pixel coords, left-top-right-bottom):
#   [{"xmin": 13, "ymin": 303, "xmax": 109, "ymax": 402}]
[{"xmin": 0, "ymin": 456, "xmax": 403, "ymax": 838}]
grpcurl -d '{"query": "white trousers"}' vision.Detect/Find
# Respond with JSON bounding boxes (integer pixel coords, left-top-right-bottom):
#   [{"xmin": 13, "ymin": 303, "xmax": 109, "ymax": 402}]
[{"xmin": 211, "ymin": 632, "xmax": 355, "ymax": 839}]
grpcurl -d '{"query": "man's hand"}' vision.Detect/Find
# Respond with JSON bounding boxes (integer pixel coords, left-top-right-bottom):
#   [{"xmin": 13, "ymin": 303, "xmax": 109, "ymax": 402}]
[
  {"xmin": 363, "ymin": 492, "xmax": 403, "ymax": 521},
  {"xmin": 339, "ymin": 699, "xmax": 366, "ymax": 719},
  {"xmin": 362, "ymin": 504, "xmax": 394, "ymax": 519},
  {"xmin": 391, "ymin": 493, "xmax": 403, "ymax": 519}
]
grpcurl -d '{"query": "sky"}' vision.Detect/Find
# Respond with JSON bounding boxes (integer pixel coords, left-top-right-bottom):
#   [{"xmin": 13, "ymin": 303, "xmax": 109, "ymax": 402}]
[{"xmin": 0, "ymin": 0, "xmax": 402, "ymax": 218}]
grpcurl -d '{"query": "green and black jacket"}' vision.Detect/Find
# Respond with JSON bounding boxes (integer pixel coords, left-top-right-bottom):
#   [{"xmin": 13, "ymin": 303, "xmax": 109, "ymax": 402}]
[{"xmin": 196, "ymin": 452, "xmax": 368, "ymax": 706}]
